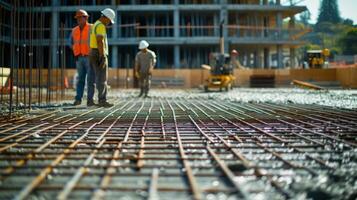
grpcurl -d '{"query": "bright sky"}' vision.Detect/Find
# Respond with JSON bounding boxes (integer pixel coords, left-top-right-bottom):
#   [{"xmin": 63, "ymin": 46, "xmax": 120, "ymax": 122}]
[{"xmin": 293, "ymin": 0, "xmax": 357, "ymax": 24}]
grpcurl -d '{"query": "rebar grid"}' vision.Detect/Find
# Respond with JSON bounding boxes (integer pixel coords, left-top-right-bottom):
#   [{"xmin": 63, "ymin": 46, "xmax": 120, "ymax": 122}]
[{"xmin": 0, "ymin": 98, "xmax": 356, "ymax": 200}]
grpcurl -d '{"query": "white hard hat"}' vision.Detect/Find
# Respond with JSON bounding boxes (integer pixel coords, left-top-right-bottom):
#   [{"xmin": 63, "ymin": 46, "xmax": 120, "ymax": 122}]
[
  {"xmin": 101, "ymin": 8, "xmax": 115, "ymax": 24},
  {"xmin": 139, "ymin": 40, "xmax": 149, "ymax": 50}
]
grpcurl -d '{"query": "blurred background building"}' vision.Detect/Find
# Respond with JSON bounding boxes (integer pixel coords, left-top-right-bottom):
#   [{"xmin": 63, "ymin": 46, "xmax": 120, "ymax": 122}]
[{"xmin": 0, "ymin": 0, "xmax": 307, "ymax": 69}]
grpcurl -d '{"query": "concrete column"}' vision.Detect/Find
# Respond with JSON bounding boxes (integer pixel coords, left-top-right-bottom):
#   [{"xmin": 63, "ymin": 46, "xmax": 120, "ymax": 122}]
[
  {"xmin": 243, "ymin": 52, "xmax": 247, "ymax": 67},
  {"xmin": 264, "ymin": 47, "xmax": 270, "ymax": 69},
  {"xmin": 111, "ymin": 11, "xmax": 119, "ymax": 68},
  {"xmin": 257, "ymin": 49, "xmax": 264, "ymax": 69},
  {"xmin": 111, "ymin": 47, "xmax": 118, "ymax": 68},
  {"xmin": 253, "ymin": 51, "xmax": 258, "ymax": 69},
  {"xmin": 276, "ymin": 0, "xmax": 281, "ymax": 5},
  {"xmin": 214, "ymin": 13, "xmax": 219, "ymax": 37},
  {"xmin": 174, "ymin": 0, "xmax": 180, "ymax": 68},
  {"xmin": 220, "ymin": 0, "xmax": 228, "ymax": 53},
  {"xmin": 277, "ymin": 44, "xmax": 283, "ymax": 69},
  {"xmin": 243, "ymin": 52, "xmax": 248, "ymax": 67},
  {"xmin": 173, "ymin": 7, "xmax": 179, "ymax": 38},
  {"xmin": 247, "ymin": 52, "xmax": 252, "ymax": 68},
  {"xmin": 117, "ymin": 12, "xmax": 122, "ymax": 37},
  {"xmin": 50, "ymin": 0, "xmax": 59, "ymax": 68},
  {"xmin": 250, "ymin": 52, "xmax": 254, "ymax": 68},
  {"xmin": 246, "ymin": 52, "xmax": 251, "ymax": 68},
  {"xmin": 276, "ymin": 12, "xmax": 283, "ymax": 68},
  {"xmin": 289, "ymin": 17, "xmax": 296, "ymax": 68},
  {"xmin": 263, "ymin": 16, "xmax": 268, "ymax": 37},
  {"xmin": 290, "ymin": 47, "xmax": 296, "ymax": 68},
  {"xmin": 174, "ymin": 45, "xmax": 180, "ymax": 69},
  {"xmin": 236, "ymin": 14, "xmax": 240, "ymax": 37},
  {"xmin": 276, "ymin": 12, "xmax": 282, "ymax": 39}
]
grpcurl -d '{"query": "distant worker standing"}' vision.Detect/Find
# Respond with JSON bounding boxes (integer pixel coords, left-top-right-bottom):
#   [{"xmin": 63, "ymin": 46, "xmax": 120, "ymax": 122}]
[
  {"xmin": 230, "ymin": 49, "xmax": 244, "ymax": 69},
  {"xmin": 135, "ymin": 40, "xmax": 156, "ymax": 98},
  {"xmin": 71, "ymin": 9, "xmax": 95, "ymax": 106},
  {"xmin": 89, "ymin": 8, "xmax": 115, "ymax": 107}
]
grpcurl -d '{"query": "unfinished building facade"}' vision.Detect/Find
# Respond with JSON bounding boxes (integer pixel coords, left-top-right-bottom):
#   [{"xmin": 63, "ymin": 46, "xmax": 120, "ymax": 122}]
[{"xmin": 0, "ymin": 0, "xmax": 306, "ymax": 69}]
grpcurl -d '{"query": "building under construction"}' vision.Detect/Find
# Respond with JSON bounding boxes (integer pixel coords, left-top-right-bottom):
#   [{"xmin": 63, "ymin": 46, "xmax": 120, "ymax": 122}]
[
  {"xmin": 0, "ymin": 0, "xmax": 307, "ymax": 69},
  {"xmin": 0, "ymin": 1, "xmax": 357, "ymax": 200}
]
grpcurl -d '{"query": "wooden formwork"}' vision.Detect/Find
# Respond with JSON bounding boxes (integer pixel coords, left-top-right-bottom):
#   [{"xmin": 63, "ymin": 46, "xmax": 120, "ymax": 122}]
[{"xmin": 9, "ymin": 67, "xmax": 357, "ymax": 89}]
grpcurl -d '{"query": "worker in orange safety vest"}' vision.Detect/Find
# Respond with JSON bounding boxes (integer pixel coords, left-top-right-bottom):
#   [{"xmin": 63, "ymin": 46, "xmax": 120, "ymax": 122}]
[{"xmin": 70, "ymin": 9, "xmax": 95, "ymax": 106}]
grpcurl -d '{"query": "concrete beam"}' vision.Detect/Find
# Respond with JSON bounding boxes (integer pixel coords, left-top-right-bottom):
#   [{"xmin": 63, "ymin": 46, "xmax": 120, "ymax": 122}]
[
  {"xmin": 25, "ymin": 5, "xmax": 306, "ymax": 14},
  {"xmin": 13, "ymin": 37, "xmax": 305, "ymax": 46}
]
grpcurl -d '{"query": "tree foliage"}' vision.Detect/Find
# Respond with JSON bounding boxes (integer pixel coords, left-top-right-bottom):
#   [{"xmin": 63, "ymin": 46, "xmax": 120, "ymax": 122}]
[
  {"xmin": 299, "ymin": 0, "xmax": 357, "ymax": 57},
  {"xmin": 342, "ymin": 19, "xmax": 354, "ymax": 26},
  {"xmin": 299, "ymin": 10, "xmax": 311, "ymax": 26},
  {"xmin": 339, "ymin": 28, "xmax": 357, "ymax": 55},
  {"xmin": 317, "ymin": 0, "xmax": 341, "ymax": 24}
]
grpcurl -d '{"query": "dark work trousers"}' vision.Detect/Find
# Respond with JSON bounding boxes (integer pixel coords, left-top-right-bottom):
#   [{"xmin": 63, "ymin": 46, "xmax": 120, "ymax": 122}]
[
  {"xmin": 139, "ymin": 73, "xmax": 151, "ymax": 96},
  {"xmin": 89, "ymin": 49, "xmax": 108, "ymax": 103},
  {"xmin": 74, "ymin": 56, "xmax": 95, "ymax": 102}
]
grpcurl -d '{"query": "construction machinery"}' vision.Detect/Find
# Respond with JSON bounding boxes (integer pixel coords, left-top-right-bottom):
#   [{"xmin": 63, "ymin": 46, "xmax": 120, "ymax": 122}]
[
  {"xmin": 305, "ymin": 49, "xmax": 330, "ymax": 68},
  {"xmin": 202, "ymin": 21, "xmax": 235, "ymax": 92}
]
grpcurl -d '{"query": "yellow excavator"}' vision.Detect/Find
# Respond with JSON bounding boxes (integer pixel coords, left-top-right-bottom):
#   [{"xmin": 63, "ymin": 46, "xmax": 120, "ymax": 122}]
[
  {"xmin": 202, "ymin": 21, "xmax": 235, "ymax": 92},
  {"xmin": 305, "ymin": 49, "xmax": 330, "ymax": 68}
]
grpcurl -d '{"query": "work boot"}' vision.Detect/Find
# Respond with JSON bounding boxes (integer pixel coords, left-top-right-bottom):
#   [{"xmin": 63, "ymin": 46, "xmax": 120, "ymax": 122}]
[
  {"xmin": 138, "ymin": 89, "xmax": 144, "ymax": 97},
  {"xmin": 73, "ymin": 100, "xmax": 81, "ymax": 106},
  {"xmin": 97, "ymin": 101, "xmax": 114, "ymax": 108},
  {"xmin": 87, "ymin": 100, "xmax": 96, "ymax": 107}
]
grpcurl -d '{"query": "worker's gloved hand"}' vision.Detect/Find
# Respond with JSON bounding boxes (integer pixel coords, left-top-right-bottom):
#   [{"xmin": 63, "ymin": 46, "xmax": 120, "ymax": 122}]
[
  {"xmin": 135, "ymin": 71, "xmax": 140, "ymax": 79},
  {"xmin": 99, "ymin": 55, "xmax": 107, "ymax": 68}
]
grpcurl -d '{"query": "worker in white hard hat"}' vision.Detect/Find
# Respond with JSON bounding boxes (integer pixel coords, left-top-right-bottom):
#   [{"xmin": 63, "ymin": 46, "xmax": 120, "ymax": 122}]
[
  {"xmin": 230, "ymin": 49, "xmax": 244, "ymax": 69},
  {"xmin": 134, "ymin": 40, "xmax": 156, "ymax": 98},
  {"xmin": 89, "ymin": 8, "xmax": 116, "ymax": 107}
]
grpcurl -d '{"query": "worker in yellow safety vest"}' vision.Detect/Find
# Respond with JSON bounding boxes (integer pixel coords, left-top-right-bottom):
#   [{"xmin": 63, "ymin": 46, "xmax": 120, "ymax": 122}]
[{"xmin": 89, "ymin": 8, "xmax": 116, "ymax": 107}]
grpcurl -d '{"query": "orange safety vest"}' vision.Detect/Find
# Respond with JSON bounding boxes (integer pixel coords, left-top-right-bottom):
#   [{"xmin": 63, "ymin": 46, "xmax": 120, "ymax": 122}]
[{"xmin": 72, "ymin": 23, "xmax": 91, "ymax": 56}]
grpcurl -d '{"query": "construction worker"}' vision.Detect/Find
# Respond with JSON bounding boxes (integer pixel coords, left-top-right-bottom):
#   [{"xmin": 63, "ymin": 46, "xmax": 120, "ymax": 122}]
[
  {"xmin": 134, "ymin": 40, "xmax": 156, "ymax": 98},
  {"xmin": 230, "ymin": 49, "xmax": 244, "ymax": 69},
  {"xmin": 89, "ymin": 8, "xmax": 115, "ymax": 107},
  {"xmin": 71, "ymin": 9, "xmax": 95, "ymax": 106}
]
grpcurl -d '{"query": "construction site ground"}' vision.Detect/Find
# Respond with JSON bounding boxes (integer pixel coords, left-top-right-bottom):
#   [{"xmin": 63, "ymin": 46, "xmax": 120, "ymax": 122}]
[{"xmin": 0, "ymin": 88, "xmax": 356, "ymax": 200}]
